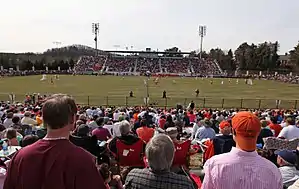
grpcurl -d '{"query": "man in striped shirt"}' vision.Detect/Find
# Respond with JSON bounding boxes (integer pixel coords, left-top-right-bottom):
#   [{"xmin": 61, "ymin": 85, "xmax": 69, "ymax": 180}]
[{"xmin": 202, "ymin": 111, "xmax": 283, "ymax": 189}]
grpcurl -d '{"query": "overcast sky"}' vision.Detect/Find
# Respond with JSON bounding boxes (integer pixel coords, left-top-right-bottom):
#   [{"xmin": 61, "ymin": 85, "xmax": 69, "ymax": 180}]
[{"xmin": 1, "ymin": 0, "xmax": 298, "ymax": 54}]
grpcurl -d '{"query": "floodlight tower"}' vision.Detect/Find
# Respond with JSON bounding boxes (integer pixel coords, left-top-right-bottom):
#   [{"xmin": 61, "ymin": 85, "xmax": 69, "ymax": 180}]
[
  {"xmin": 92, "ymin": 23, "xmax": 99, "ymax": 56},
  {"xmin": 199, "ymin": 25, "xmax": 207, "ymax": 59}
]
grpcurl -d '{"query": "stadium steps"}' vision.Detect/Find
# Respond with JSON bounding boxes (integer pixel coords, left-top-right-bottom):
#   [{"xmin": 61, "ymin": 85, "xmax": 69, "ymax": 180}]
[
  {"xmin": 213, "ymin": 60, "xmax": 223, "ymax": 74},
  {"xmin": 159, "ymin": 59, "xmax": 163, "ymax": 73},
  {"xmin": 133, "ymin": 59, "xmax": 137, "ymax": 73},
  {"xmin": 101, "ymin": 56, "xmax": 108, "ymax": 72}
]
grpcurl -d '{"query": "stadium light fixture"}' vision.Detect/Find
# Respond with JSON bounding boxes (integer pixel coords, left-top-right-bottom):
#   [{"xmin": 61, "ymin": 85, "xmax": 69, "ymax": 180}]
[
  {"xmin": 199, "ymin": 25, "xmax": 207, "ymax": 59},
  {"xmin": 92, "ymin": 23, "xmax": 99, "ymax": 56}
]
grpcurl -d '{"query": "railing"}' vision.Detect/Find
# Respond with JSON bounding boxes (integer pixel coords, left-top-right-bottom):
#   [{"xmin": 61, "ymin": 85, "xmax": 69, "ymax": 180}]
[{"xmin": 1, "ymin": 93, "xmax": 298, "ymax": 109}]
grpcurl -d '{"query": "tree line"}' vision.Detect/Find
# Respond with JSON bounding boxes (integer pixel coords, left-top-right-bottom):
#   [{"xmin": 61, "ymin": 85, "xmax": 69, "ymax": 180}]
[{"xmin": 1, "ymin": 42, "xmax": 299, "ymax": 72}]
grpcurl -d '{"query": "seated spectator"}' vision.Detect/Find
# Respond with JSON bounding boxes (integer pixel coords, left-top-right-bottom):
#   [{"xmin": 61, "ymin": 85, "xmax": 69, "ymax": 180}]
[
  {"xmin": 4, "ymin": 128, "xmax": 20, "ymax": 146},
  {"xmin": 88, "ymin": 115, "xmax": 99, "ymax": 131},
  {"xmin": 78, "ymin": 114, "xmax": 88, "ymax": 124},
  {"xmin": 136, "ymin": 120, "xmax": 154, "ymax": 143},
  {"xmin": 202, "ymin": 111, "xmax": 282, "ymax": 189},
  {"xmin": 164, "ymin": 115, "xmax": 175, "ymax": 130},
  {"xmin": 166, "ymin": 127, "xmax": 195, "ymax": 170},
  {"xmin": 289, "ymin": 179, "xmax": 299, "ymax": 189},
  {"xmin": 75, "ymin": 120, "xmax": 84, "ymax": 128},
  {"xmin": 98, "ymin": 163, "xmax": 123, "ymax": 189},
  {"xmin": 92, "ymin": 117, "xmax": 111, "ymax": 141},
  {"xmin": 125, "ymin": 134, "xmax": 194, "ymax": 189},
  {"xmin": 4, "ymin": 94, "xmax": 106, "ymax": 189},
  {"xmin": 213, "ymin": 121, "xmax": 235, "ymax": 155},
  {"xmin": 194, "ymin": 119, "xmax": 216, "ymax": 141},
  {"xmin": 188, "ymin": 111, "xmax": 196, "ymax": 123},
  {"xmin": 276, "ymin": 150, "xmax": 299, "ymax": 188},
  {"xmin": 183, "ymin": 112, "xmax": 191, "ymax": 127},
  {"xmin": 36, "ymin": 112, "xmax": 43, "ymax": 126},
  {"xmin": 257, "ymin": 120, "xmax": 273, "ymax": 147},
  {"xmin": 103, "ymin": 117, "xmax": 114, "ymax": 136},
  {"xmin": 10, "ymin": 116, "xmax": 22, "ymax": 134},
  {"xmin": 108, "ymin": 120, "xmax": 145, "ymax": 167},
  {"xmin": 278, "ymin": 116, "xmax": 299, "ymax": 140},
  {"xmin": 3, "ymin": 112, "xmax": 13, "ymax": 128},
  {"xmin": 158, "ymin": 115, "xmax": 166, "ymax": 129},
  {"xmin": 269, "ymin": 116, "xmax": 282, "ymax": 137},
  {"xmin": 70, "ymin": 124, "xmax": 99, "ymax": 157},
  {"xmin": 20, "ymin": 135, "xmax": 39, "ymax": 147},
  {"xmin": 21, "ymin": 111, "xmax": 37, "ymax": 126}
]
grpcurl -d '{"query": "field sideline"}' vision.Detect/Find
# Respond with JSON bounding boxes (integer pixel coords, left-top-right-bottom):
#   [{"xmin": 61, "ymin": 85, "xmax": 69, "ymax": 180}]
[{"xmin": 0, "ymin": 75, "xmax": 299, "ymax": 108}]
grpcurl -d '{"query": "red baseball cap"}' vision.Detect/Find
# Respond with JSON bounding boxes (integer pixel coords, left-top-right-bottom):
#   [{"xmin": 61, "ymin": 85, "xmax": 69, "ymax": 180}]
[
  {"xmin": 219, "ymin": 121, "xmax": 231, "ymax": 129},
  {"xmin": 232, "ymin": 111, "xmax": 261, "ymax": 138}
]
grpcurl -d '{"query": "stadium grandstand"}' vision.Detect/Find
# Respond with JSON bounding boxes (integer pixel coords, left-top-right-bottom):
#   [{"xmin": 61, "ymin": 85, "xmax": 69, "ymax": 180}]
[{"xmin": 73, "ymin": 49, "xmax": 223, "ymax": 76}]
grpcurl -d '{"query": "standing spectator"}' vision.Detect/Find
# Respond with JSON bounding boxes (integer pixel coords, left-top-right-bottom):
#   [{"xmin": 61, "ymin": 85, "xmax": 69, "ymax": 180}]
[
  {"xmin": 21, "ymin": 111, "xmax": 37, "ymax": 126},
  {"xmin": 269, "ymin": 116, "xmax": 282, "ymax": 137},
  {"xmin": 202, "ymin": 111, "xmax": 282, "ymax": 189},
  {"xmin": 278, "ymin": 117, "xmax": 299, "ymax": 140},
  {"xmin": 4, "ymin": 94, "xmax": 106, "ymax": 189},
  {"xmin": 125, "ymin": 134, "xmax": 194, "ymax": 189},
  {"xmin": 136, "ymin": 120, "xmax": 154, "ymax": 143}
]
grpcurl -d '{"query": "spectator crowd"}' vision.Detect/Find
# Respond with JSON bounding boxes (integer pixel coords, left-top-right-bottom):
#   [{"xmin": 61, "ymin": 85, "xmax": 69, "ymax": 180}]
[{"xmin": 0, "ymin": 95, "xmax": 299, "ymax": 188}]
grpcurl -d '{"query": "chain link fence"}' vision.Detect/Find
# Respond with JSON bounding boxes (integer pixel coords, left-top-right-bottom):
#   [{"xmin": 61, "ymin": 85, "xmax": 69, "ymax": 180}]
[{"xmin": 0, "ymin": 93, "xmax": 297, "ymax": 109}]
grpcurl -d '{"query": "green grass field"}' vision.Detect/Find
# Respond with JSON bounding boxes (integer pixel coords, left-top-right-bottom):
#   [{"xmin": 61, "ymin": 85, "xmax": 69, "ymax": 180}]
[{"xmin": 0, "ymin": 75, "xmax": 299, "ymax": 109}]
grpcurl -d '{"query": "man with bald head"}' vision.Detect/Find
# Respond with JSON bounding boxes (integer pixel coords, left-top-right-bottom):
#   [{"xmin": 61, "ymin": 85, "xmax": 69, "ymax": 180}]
[{"xmin": 202, "ymin": 111, "xmax": 282, "ymax": 189}]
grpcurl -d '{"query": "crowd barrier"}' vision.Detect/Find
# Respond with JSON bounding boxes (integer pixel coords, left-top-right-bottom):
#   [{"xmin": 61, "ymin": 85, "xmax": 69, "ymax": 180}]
[{"xmin": 0, "ymin": 93, "xmax": 298, "ymax": 109}]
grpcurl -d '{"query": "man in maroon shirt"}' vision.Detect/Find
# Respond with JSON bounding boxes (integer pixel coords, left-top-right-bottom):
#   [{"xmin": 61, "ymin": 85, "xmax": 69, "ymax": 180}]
[
  {"xmin": 4, "ymin": 94, "xmax": 106, "ymax": 189},
  {"xmin": 92, "ymin": 117, "xmax": 111, "ymax": 141}
]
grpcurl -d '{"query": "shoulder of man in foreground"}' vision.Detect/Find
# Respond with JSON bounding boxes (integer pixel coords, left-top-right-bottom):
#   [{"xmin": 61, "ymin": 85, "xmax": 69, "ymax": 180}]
[
  {"xmin": 205, "ymin": 149, "xmax": 282, "ymax": 175},
  {"xmin": 126, "ymin": 168, "xmax": 194, "ymax": 187}
]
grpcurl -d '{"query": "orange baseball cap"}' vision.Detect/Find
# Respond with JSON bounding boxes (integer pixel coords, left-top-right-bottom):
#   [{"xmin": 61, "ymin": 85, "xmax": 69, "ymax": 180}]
[
  {"xmin": 232, "ymin": 111, "xmax": 261, "ymax": 138},
  {"xmin": 219, "ymin": 121, "xmax": 231, "ymax": 129}
]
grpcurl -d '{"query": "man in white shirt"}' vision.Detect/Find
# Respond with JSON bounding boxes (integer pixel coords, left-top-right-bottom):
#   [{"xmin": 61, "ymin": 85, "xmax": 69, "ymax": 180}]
[
  {"xmin": 3, "ymin": 112, "xmax": 14, "ymax": 128},
  {"xmin": 103, "ymin": 118, "xmax": 114, "ymax": 136},
  {"xmin": 112, "ymin": 121, "xmax": 121, "ymax": 137},
  {"xmin": 21, "ymin": 111, "xmax": 37, "ymax": 126},
  {"xmin": 278, "ymin": 117, "xmax": 299, "ymax": 140}
]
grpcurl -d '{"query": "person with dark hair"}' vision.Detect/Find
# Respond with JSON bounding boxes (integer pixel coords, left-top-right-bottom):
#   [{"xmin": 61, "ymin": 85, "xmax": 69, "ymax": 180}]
[
  {"xmin": 10, "ymin": 116, "xmax": 22, "ymax": 134},
  {"xmin": 3, "ymin": 112, "xmax": 13, "ymax": 128},
  {"xmin": 98, "ymin": 163, "xmax": 123, "ymax": 189},
  {"xmin": 162, "ymin": 90, "xmax": 167, "ymax": 98},
  {"xmin": 257, "ymin": 120, "xmax": 273, "ymax": 147},
  {"xmin": 269, "ymin": 116, "xmax": 282, "ymax": 137},
  {"xmin": 88, "ymin": 114, "xmax": 99, "ymax": 131},
  {"xmin": 4, "ymin": 128, "xmax": 19, "ymax": 146},
  {"xmin": 92, "ymin": 117, "xmax": 111, "ymax": 141},
  {"xmin": 164, "ymin": 114, "xmax": 175, "ymax": 130},
  {"xmin": 4, "ymin": 94, "xmax": 106, "ymax": 189},
  {"xmin": 21, "ymin": 135, "xmax": 39, "ymax": 147}
]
